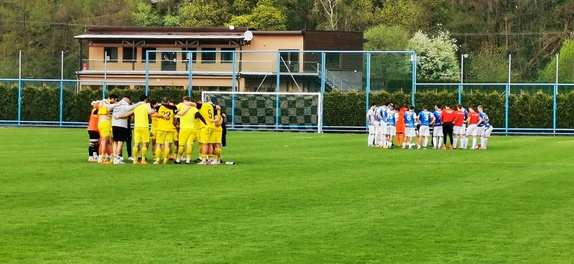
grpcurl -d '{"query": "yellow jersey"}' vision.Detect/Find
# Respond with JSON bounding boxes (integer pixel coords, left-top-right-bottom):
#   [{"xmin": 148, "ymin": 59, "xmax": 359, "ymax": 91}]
[
  {"xmin": 177, "ymin": 103, "xmax": 199, "ymax": 130},
  {"xmin": 133, "ymin": 103, "xmax": 150, "ymax": 128},
  {"xmin": 157, "ymin": 104, "xmax": 176, "ymax": 131},
  {"xmin": 199, "ymin": 103, "xmax": 216, "ymax": 129},
  {"xmin": 214, "ymin": 108, "xmax": 223, "ymax": 132}
]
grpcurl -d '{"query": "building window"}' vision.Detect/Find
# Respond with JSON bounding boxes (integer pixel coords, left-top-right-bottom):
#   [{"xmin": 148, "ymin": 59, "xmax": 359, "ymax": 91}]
[
  {"xmin": 141, "ymin": 47, "xmax": 156, "ymax": 63},
  {"xmin": 201, "ymin": 48, "xmax": 216, "ymax": 64},
  {"xmin": 326, "ymin": 53, "xmax": 341, "ymax": 70},
  {"xmin": 279, "ymin": 50, "xmax": 300, "ymax": 72},
  {"xmin": 183, "ymin": 48, "xmax": 197, "ymax": 63},
  {"xmin": 103, "ymin": 47, "xmax": 118, "ymax": 62},
  {"xmin": 122, "ymin": 47, "xmax": 136, "ymax": 62},
  {"xmin": 220, "ymin": 48, "xmax": 235, "ymax": 63}
]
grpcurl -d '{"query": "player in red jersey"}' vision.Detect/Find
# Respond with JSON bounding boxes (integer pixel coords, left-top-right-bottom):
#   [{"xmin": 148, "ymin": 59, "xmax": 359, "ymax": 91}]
[
  {"xmin": 453, "ymin": 104, "xmax": 466, "ymax": 149},
  {"xmin": 465, "ymin": 106, "xmax": 482, "ymax": 150},
  {"xmin": 396, "ymin": 105, "xmax": 407, "ymax": 146},
  {"xmin": 440, "ymin": 104, "xmax": 456, "ymax": 150}
]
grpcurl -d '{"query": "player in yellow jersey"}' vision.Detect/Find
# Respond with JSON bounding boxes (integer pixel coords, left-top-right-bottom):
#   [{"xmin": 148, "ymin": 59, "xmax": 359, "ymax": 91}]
[
  {"xmin": 169, "ymin": 100, "xmax": 180, "ymax": 161},
  {"xmin": 154, "ymin": 97, "xmax": 178, "ymax": 164},
  {"xmin": 118, "ymin": 94, "xmax": 164, "ymax": 165},
  {"xmin": 175, "ymin": 96, "xmax": 206, "ymax": 164},
  {"xmin": 212, "ymin": 105, "xmax": 225, "ymax": 165},
  {"xmin": 96, "ymin": 94, "xmax": 119, "ymax": 163},
  {"xmin": 149, "ymin": 99, "xmax": 160, "ymax": 153},
  {"xmin": 197, "ymin": 100, "xmax": 218, "ymax": 164}
]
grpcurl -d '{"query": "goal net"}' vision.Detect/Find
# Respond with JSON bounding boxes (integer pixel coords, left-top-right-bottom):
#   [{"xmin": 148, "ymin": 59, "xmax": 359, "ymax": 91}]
[{"xmin": 201, "ymin": 91, "xmax": 323, "ymax": 133}]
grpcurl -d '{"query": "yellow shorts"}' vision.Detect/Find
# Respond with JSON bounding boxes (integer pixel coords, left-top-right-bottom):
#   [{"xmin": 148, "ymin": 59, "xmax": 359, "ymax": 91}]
[
  {"xmin": 150, "ymin": 128, "xmax": 157, "ymax": 140},
  {"xmin": 98, "ymin": 120, "xmax": 112, "ymax": 138},
  {"xmin": 179, "ymin": 128, "xmax": 198, "ymax": 145},
  {"xmin": 199, "ymin": 127, "xmax": 214, "ymax": 144},
  {"xmin": 214, "ymin": 127, "xmax": 223, "ymax": 144},
  {"xmin": 134, "ymin": 127, "xmax": 150, "ymax": 143},
  {"xmin": 157, "ymin": 130, "xmax": 174, "ymax": 144}
]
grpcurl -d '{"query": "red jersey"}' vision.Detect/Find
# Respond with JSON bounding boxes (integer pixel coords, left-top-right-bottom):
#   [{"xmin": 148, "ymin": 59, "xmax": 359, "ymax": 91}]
[
  {"xmin": 454, "ymin": 110, "xmax": 466, "ymax": 126},
  {"xmin": 440, "ymin": 109, "xmax": 455, "ymax": 123},
  {"xmin": 467, "ymin": 112, "xmax": 481, "ymax": 125}
]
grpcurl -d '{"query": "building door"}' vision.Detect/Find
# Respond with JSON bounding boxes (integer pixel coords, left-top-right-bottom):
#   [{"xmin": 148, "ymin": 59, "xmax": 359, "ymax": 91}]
[{"xmin": 162, "ymin": 52, "xmax": 177, "ymax": 71}]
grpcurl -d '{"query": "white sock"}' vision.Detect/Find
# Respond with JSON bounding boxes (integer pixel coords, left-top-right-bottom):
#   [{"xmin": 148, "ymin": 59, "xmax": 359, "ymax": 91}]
[
  {"xmin": 423, "ymin": 138, "xmax": 428, "ymax": 147},
  {"xmin": 368, "ymin": 134, "xmax": 374, "ymax": 146},
  {"xmin": 484, "ymin": 138, "xmax": 488, "ymax": 148},
  {"xmin": 472, "ymin": 137, "xmax": 476, "ymax": 149},
  {"xmin": 465, "ymin": 138, "xmax": 469, "ymax": 148},
  {"xmin": 454, "ymin": 138, "xmax": 458, "ymax": 148}
]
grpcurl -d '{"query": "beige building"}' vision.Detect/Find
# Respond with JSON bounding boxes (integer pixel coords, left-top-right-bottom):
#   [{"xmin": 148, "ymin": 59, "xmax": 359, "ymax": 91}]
[{"xmin": 75, "ymin": 26, "xmax": 364, "ymax": 92}]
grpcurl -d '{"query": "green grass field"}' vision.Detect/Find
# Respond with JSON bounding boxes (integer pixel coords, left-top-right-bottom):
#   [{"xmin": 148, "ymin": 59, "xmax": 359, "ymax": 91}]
[{"xmin": 1, "ymin": 127, "xmax": 574, "ymax": 263}]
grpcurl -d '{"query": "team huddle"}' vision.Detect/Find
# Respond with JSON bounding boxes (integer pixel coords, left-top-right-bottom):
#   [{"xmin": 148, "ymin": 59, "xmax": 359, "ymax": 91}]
[
  {"xmin": 367, "ymin": 103, "xmax": 494, "ymax": 150},
  {"xmin": 87, "ymin": 94, "xmax": 226, "ymax": 165}
]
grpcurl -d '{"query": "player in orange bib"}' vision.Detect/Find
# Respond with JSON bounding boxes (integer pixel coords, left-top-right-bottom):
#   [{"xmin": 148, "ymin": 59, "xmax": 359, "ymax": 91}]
[
  {"xmin": 87, "ymin": 102, "xmax": 100, "ymax": 162},
  {"xmin": 396, "ymin": 105, "xmax": 407, "ymax": 146}
]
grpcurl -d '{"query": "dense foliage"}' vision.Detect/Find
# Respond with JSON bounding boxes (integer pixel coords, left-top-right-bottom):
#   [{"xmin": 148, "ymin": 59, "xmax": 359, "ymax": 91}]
[{"xmin": 2, "ymin": 0, "xmax": 574, "ymax": 82}]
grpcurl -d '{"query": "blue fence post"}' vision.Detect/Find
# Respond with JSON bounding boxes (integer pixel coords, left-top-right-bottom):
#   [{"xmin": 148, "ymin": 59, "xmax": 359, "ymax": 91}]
[
  {"xmin": 188, "ymin": 51, "xmax": 192, "ymax": 98},
  {"xmin": 553, "ymin": 84, "xmax": 557, "ymax": 136},
  {"xmin": 275, "ymin": 51, "xmax": 281, "ymax": 132},
  {"xmin": 505, "ymin": 84, "xmax": 509, "ymax": 135},
  {"xmin": 17, "ymin": 50, "xmax": 22, "ymax": 127},
  {"xmin": 365, "ymin": 52, "xmax": 371, "ymax": 128},
  {"xmin": 458, "ymin": 84, "xmax": 462, "ymax": 104},
  {"xmin": 145, "ymin": 50, "xmax": 150, "ymax": 96},
  {"xmin": 231, "ymin": 50, "xmax": 236, "ymax": 129},
  {"xmin": 321, "ymin": 52, "xmax": 326, "ymax": 132}
]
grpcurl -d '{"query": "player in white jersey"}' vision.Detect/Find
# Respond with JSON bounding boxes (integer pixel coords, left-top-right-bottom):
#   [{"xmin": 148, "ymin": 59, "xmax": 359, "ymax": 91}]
[
  {"xmin": 366, "ymin": 103, "xmax": 377, "ymax": 146},
  {"xmin": 376, "ymin": 104, "xmax": 388, "ymax": 147},
  {"xmin": 432, "ymin": 105, "xmax": 443, "ymax": 149},
  {"xmin": 477, "ymin": 105, "xmax": 492, "ymax": 149},
  {"xmin": 385, "ymin": 103, "xmax": 398, "ymax": 148}
]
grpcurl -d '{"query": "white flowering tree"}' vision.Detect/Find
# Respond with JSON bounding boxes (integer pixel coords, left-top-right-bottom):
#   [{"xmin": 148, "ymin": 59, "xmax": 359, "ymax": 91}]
[{"xmin": 408, "ymin": 30, "xmax": 460, "ymax": 82}]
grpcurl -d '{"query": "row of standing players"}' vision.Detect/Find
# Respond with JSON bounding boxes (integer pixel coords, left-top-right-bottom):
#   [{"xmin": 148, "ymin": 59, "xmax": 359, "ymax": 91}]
[
  {"xmin": 87, "ymin": 94, "xmax": 226, "ymax": 165},
  {"xmin": 367, "ymin": 103, "xmax": 494, "ymax": 150}
]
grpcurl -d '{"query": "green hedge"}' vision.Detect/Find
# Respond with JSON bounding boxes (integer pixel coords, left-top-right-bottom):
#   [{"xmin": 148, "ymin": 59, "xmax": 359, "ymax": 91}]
[{"xmin": 1, "ymin": 83, "xmax": 574, "ymax": 129}]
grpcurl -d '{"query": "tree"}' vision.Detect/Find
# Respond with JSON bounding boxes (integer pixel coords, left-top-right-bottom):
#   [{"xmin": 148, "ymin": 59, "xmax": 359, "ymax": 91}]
[
  {"xmin": 179, "ymin": 0, "xmax": 231, "ymax": 27},
  {"xmin": 408, "ymin": 30, "xmax": 460, "ymax": 82},
  {"xmin": 229, "ymin": 1, "xmax": 287, "ymax": 30},
  {"xmin": 466, "ymin": 44, "xmax": 509, "ymax": 83},
  {"xmin": 539, "ymin": 40, "xmax": 574, "ymax": 83},
  {"xmin": 364, "ymin": 25, "xmax": 412, "ymax": 86}
]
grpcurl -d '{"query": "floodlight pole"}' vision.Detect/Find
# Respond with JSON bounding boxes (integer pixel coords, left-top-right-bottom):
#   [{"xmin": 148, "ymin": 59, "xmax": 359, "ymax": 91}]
[
  {"xmin": 59, "ymin": 51, "xmax": 64, "ymax": 127},
  {"xmin": 553, "ymin": 53, "xmax": 559, "ymax": 136},
  {"xmin": 505, "ymin": 54, "xmax": 511, "ymax": 135}
]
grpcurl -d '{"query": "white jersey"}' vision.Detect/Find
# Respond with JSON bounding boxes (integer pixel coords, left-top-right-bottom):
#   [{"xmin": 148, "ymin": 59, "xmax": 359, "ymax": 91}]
[{"xmin": 367, "ymin": 108, "xmax": 377, "ymax": 124}]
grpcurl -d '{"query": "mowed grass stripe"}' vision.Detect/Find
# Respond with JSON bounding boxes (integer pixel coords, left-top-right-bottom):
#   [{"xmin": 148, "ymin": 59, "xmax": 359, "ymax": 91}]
[{"xmin": 1, "ymin": 127, "xmax": 573, "ymax": 263}]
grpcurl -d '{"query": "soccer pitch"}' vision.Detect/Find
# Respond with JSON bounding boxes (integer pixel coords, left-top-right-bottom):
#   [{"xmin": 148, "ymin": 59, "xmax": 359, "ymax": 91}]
[{"xmin": 1, "ymin": 127, "xmax": 573, "ymax": 263}]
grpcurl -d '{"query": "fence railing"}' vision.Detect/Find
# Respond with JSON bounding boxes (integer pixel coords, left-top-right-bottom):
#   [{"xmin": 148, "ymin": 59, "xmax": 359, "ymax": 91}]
[{"xmin": 1, "ymin": 50, "xmax": 573, "ymax": 135}]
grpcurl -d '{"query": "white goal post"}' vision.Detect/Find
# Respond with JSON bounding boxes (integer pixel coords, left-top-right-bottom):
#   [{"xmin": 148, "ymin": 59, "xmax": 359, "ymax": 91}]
[{"xmin": 201, "ymin": 91, "xmax": 323, "ymax": 133}]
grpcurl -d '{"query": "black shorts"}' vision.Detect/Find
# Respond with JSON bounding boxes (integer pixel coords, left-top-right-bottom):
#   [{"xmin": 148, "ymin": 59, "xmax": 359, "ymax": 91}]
[
  {"xmin": 88, "ymin": 130, "xmax": 100, "ymax": 143},
  {"xmin": 112, "ymin": 126, "xmax": 130, "ymax": 142}
]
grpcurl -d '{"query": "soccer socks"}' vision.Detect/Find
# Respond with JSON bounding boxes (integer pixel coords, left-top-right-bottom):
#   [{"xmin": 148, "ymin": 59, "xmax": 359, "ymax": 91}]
[
  {"xmin": 155, "ymin": 148, "xmax": 162, "ymax": 162},
  {"xmin": 423, "ymin": 138, "xmax": 428, "ymax": 148},
  {"xmin": 214, "ymin": 147, "xmax": 221, "ymax": 161},
  {"xmin": 473, "ymin": 137, "xmax": 478, "ymax": 149},
  {"xmin": 368, "ymin": 134, "xmax": 374, "ymax": 146},
  {"xmin": 163, "ymin": 148, "xmax": 170, "ymax": 164},
  {"xmin": 132, "ymin": 147, "xmax": 139, "ymax": 163},
  {"xmin": 453, "ymin": 138, "xmax": 458, "ymax": 148},
  {"xmin": 140, "ymin": 147, "xmax": 148, "ymax": 161}
]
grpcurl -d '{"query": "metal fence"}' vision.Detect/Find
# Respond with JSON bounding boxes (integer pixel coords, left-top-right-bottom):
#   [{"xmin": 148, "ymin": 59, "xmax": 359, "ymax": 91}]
[{"xmin": 1, "ymin": 50, "xmax": 573, "ymax": 135}]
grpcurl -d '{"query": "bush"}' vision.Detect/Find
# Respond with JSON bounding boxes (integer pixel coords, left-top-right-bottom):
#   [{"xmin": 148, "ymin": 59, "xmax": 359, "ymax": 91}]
[{"xmin": 1, "ymin": 86, "xmax": 573, "ymax": 129}]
